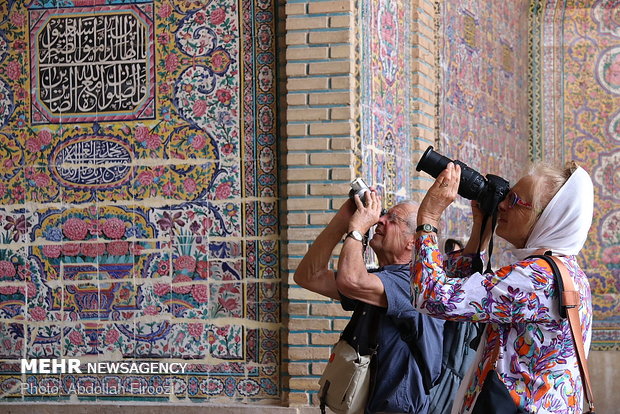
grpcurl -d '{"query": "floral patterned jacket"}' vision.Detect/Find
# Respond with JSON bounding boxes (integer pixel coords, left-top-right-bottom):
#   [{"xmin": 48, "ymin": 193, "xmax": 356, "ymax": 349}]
[{"xmin": 410, "ymin": 234, "xmax": 592, "ymax": 414}]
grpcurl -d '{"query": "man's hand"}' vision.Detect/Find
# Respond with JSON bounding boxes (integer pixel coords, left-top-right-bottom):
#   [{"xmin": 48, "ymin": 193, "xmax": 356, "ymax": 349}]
[
  {"xmin": 328, "ymin": 197, "xmax": 357, "ymax": 234},
  {"xmin": 338, "ymin": 189, "xmax": 387, "ymax": 307},
  {"xmin": 349, "ymin": 190, "xmax": 382, "ymax": 233}
]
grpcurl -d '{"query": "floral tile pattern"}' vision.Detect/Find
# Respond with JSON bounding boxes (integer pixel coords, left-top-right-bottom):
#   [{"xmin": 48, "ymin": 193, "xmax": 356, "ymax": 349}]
[
  {"xmin": 359, "ymin": 0, "xmax": 415, "ymax": 206},
  {"xmin": 0, "ymin": 0, "xmax": 278, "ymax": 402},
  {"xmin": 535, "ymin": 0, "xmax": 620, "ymax": 349}
]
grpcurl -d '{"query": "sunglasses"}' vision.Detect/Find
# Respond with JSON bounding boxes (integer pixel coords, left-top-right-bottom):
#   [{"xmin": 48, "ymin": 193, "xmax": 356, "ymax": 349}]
[{"xmin": 507, "ymin": 191, "xmax": 533, "ymax": 209}]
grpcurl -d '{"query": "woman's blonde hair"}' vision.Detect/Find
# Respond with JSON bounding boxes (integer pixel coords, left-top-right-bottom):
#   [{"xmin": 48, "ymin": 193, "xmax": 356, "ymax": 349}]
[{"xmin": 526, "ymin": 161, "xmax": 579, "ymax": 228}]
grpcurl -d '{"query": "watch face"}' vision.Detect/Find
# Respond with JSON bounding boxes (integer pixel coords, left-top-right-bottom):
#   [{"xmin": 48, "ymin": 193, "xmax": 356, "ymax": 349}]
[
  {"xmin": 417, "ymin": 223, "xmax": 437, "ymax": 233},
  {"xmin": 348, "ymin": 230, "xmax": 363, "ymax": 241}
]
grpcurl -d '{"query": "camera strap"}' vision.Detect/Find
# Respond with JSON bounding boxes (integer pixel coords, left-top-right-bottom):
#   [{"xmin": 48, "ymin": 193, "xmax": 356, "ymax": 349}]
[{"xmin": 473, "ymin": 211, "xmax": 498, "ymax": 274}]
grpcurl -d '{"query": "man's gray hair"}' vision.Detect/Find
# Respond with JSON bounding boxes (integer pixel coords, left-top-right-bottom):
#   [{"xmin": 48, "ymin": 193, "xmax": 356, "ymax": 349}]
[{"xmin": 395, "ymin": 199, "xmax": 419, "ymax": 234}]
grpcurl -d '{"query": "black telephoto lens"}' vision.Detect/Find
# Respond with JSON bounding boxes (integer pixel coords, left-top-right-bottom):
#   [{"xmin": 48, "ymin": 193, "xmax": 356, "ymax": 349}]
[
  {"xmin": 415, "ymin": 146, "xmax": 509, "ymax": 215},
  {"xmin": 416, "ymin": 146, "xmax": 486, "ymax": 201},
  {"xmin": 416, "ymin": 146, "xmax": 451, "ymax": 178}
]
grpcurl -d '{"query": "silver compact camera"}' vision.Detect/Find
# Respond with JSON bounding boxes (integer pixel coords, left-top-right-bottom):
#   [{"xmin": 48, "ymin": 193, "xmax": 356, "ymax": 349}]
[{"xmin": 349, "ymin": 178, "xmax": 370, "ymax": 205}]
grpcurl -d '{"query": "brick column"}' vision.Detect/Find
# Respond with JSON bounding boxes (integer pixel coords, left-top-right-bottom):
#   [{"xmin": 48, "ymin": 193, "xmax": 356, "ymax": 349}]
[
  {"xmin": 411, "ymin": 0, "xmax": 440, "ymax": 200},
  {"xmin": 280, "ymin": 0, "xmax": 439, "ymax": 407},
  {"xmin": 281, "ymin": 0, "xmax": 358, "ymax": 406}
]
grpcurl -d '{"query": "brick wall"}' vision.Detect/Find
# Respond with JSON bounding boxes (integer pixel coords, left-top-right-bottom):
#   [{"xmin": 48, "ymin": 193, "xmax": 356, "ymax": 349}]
[{"xmin": 281, "ymin": 0, "xmax": 438, "ymax": 406}]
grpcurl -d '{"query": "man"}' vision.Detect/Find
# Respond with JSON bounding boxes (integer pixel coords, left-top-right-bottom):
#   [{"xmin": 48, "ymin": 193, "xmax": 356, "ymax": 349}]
[{"xmin": 294, "ymin": 190, "xmax": 444, "ymax": 414}]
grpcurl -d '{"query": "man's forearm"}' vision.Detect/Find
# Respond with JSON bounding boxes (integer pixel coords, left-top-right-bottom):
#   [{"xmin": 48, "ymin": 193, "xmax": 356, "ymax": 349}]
[
  {"xmin": 337, "ymin": 238, "xmax": 368, "ymax": 285},
  {"xmin": 293, "ymin": 219, "xmax": 346, "ymax": 299},
  {"xmin": 301, "ymin": 225, "xmax": 345, "ymax": 276},
  {"xmin": 337, "ymin": 236, "xmax": 387, "ymax": 307}
]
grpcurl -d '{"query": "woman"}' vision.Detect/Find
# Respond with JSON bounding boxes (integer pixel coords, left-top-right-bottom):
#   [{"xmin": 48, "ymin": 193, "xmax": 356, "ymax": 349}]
[{"xmin": 410, "ymin": 161, "xmax": 593, "ymax": 414}]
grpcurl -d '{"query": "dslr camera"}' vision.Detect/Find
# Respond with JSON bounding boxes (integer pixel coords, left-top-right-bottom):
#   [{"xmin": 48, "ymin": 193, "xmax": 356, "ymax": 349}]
[{"xmin": 416, "ymin": 146, "xmax": 509, "ymax": 216}]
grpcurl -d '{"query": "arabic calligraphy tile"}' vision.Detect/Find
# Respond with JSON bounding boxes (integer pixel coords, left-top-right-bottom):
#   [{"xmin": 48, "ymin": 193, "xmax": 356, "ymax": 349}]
[
  {"xmin": 0, "ymin": 0, "xmax": 280, "ymax": 399},
  {"xmin": 49, "ymin": 134, "xmax": 135, "ymax": 194},
  {"xmin": 30, "ymin": 5, "xmax": 156, "ymax": 124}
]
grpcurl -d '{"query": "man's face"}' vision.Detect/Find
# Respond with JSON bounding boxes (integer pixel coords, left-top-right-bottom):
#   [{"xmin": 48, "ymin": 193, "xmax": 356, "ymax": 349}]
[{"xmin": 369, "ymin": 204, "xmax": 416, "ymax": 257}]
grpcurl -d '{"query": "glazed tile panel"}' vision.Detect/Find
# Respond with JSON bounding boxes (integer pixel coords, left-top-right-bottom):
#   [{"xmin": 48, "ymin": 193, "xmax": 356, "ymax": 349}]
[
  {"xmin": 538, "ymin": 0, "xmax": 620, "ymax": 350},
  {"xmin": 358, "ymin": 0, "xmax": 414, "ymax": 205},
  {"xmin": 439, "ymin": 0, "xmax": 531, "ymax": 264},
  {"xmin": 0, "ymin": 0, "xmax": 279, "ymax": 401}
]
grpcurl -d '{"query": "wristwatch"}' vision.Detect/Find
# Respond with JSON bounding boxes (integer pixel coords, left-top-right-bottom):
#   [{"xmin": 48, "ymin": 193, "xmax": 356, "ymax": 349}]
[
  {"xmin": 345, "ymin": 230, "xmax": 364, "ymax": 242},
  {"xmin": 416, "ymin": 223, "xmax": 438, "ymax": 233}
]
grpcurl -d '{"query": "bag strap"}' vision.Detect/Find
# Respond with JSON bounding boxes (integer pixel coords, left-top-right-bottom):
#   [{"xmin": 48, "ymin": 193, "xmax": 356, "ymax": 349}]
[
  {"xmin": 392, "ymin": 316, "xmax": 435, "ymax": 394},
  {"xmin": 341, "ymin": 302, "xmax": 381, "ymax": 351},
  {"xmin": 528, "ymin": 253, "xmax": 596, "ymax": 414},
  {"xmin": 341, "ymin": 302, "xmax": 363, "ymax": 341},
  {"xmin": 367, "ymin": 307, "xmax": 381, "ymax": 404}
]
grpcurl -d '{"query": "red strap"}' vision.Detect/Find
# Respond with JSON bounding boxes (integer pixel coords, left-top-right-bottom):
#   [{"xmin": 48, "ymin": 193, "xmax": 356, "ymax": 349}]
[{"xmin": 548, "ymin": 256, "xmax": 596, "ymax": 414}]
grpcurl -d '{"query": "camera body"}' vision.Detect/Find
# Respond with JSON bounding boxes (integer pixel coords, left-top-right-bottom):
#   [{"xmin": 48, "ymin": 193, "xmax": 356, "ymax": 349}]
[
  {"xmin": 349, "ymin": 178, "xmax": 370, "ymax": 205},
  {"xmin": 416, "ymin": 146, "xmax": 509, "ymax": 216}
]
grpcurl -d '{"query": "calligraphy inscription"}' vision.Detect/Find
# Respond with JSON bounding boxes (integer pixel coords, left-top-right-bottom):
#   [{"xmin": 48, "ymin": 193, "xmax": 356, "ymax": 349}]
[
  {"xmin": 51, "ymin": 137, "xmax": 133, "ymax": 189},
  {"xmin": 35, "ymin": 11, "xmax": 151, "ymax": 119}
]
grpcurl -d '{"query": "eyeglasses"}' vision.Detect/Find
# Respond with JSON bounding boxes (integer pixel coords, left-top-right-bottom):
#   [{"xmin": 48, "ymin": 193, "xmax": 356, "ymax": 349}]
[
  {"xmin": 507, "ymin": 191, "xmax": 533, "ymax": 209},
  {"xmin": 385, "ymin": 212, "xmax": 409, "ymax": 225}
]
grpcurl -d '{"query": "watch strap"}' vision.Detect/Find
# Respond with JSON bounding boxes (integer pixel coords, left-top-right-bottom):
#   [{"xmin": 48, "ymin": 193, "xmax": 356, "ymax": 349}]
[
  {"xmin": 345, "ymin": 230, "xmax": 364, "ymax": 242},
  {"xmin": 416, "ymin": 223, "xmax": 438, "ymax": 233}
]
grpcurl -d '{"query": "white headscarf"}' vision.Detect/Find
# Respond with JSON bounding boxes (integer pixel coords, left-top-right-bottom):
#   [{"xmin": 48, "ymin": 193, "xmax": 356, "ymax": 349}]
[{"xmin": 510, "ymin": 166, "xmax": 594, "ymax": 260}]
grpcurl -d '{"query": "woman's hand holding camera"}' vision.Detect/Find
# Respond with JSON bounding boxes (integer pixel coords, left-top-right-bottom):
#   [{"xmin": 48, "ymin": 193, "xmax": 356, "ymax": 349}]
[
  {"xmin": 463, "ymin": 199, "xmax": 493, "ymax": 254},
  {"xmin": 418, "ymin": 163, "xmax": 461, "ymax": 228}
]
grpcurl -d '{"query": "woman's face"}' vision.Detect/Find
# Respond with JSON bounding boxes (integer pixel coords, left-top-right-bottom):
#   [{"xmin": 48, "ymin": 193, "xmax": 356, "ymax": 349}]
[{"xmin": 496, "ymin": 175, "xmax": 538, "ymax": 248}]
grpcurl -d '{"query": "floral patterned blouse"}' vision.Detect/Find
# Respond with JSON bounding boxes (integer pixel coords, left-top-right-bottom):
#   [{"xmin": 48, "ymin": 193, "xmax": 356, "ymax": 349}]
[{"xmin": 410, "ymin": 234, "xmax": 592, "ymax": 414}]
